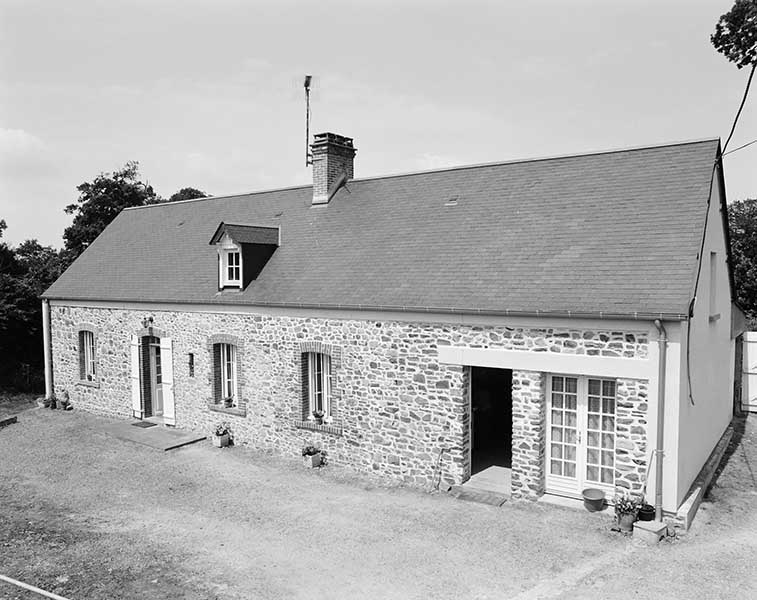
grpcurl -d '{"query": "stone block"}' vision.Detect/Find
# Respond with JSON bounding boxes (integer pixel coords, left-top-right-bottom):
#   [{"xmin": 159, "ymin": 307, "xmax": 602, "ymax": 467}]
[{"xmin": 633, "ymin": 519, "xmax": 667, "ymax": 544}]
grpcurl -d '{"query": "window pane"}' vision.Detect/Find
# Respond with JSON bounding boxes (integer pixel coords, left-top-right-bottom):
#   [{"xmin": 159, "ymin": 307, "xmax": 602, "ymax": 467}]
[
  {"xmin": 586, "ymin": 465, "xmax": 599, "ymax": 482},
  {"xmin": 602, "ymin": 433, "xmax": 614, "ymax": 449},
  {"xmin": 587, "ymin": 414, "xmax": 600, "ymax": 430},
  {"xmin": 551, "ymin": 410, "xmax": 563, "ymax": 426},
  {"xmin": 588, "ymin": 397, "xmax": 600, "ymax": 413},
  {"xmin": 552, "ymin": 377, "xmax": 563, "ymax": 392},
  {"xmin": 588, "ymin": 379, "xmax": 600, "ymax": 395},
  {"xmin": 566, "ymin": 396, "xmax": 577, "ymax": 410},
  {"xmin": 552, "ymin": 393, "xmax": 563, "ymax": 408},
  {"xmin": 601, "ymin": 450, "xmax": 613, "ymax": 466},
  {"xmin": 602, "ymin": 398, "xmax": 615, "ymax": 414},
  {"xmin": 565, "ymin": 429, "xmax": 577, "ymax": 444},
  {"xmin": 601, "ymin": 468, "xmax": 614, "ymax": 484},
  {"xmin": 587, "ymin": 448, "xmax": 599, "ymax": 465},
  {"xmin": 564, "ymin": 445, "xmax": 576, "ymax": 461},
  {"xmin": 551, "ymin": 443, "xmax": 562, "ymax": 459},
  {"xmin": 602, "ymin": 380, "xmax": 616, "ymax": 397},
  {"xmin": 551, "ymin": 427, "xmax": 562, "ymax": 442},
  {"xmin": 550, "ymin": 460, "xmax": 562, "ymax": 475},
  {"xmin": 564, "ymin": 463, "xmax": 576, "ymax": 478},
  {"xmin": 587, "ymin": 431, "xmax": 599, "ymax": 447},
  {"xmin": 565, "ymin": 378, "xmax": 577, "ymax": 394},
  {"xmin": 602, "ymin": 416, "xmax": 614, "ymax": 431},
  {"xmin": 566, "ymin": 412, "xmax": 577, "ymax": 427}
]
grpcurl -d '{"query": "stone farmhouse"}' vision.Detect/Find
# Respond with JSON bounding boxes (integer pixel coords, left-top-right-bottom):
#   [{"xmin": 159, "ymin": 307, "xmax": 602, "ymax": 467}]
[{"xmin": 42, "ymin": 133, "xmax": 742, "ymax": 521}]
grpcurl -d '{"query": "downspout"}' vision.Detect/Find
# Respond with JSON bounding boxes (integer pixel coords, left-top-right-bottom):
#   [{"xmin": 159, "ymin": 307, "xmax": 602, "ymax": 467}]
[
  {"xmin": 42, "ymin": 299, "xmax": 54, "ymax": 400},
  {"xmin": 653, "ymin": 319, "xmax": 667, "ymax": 521}
]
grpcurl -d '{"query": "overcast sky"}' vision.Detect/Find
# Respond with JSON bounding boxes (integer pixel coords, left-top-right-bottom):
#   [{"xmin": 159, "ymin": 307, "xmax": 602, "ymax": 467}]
[{"xmin": 1, "ymin": 0, "xmax": 755, "ymax": 247}]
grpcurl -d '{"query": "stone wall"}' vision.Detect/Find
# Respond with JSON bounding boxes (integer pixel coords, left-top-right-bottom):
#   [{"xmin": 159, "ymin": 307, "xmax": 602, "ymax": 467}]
[
  {"xmin": 50, "ymin": 305, "xmax": 650, "ymax": 493},
  {"xmin": 615, "ymin": 378, "xmax": 650, "ymax": 495}
]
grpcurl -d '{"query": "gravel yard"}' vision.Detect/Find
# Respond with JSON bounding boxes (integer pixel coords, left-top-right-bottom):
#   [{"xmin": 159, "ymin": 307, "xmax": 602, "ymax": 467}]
[{"xmin": 1, "ymin": 407, "xmax": 756, "ymax": 599}]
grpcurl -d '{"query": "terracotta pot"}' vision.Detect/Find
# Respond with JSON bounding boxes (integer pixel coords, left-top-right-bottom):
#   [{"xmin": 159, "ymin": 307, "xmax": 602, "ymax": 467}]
[
  {"xmin": 212, "ymin": 433, "xmax": 230, "ymax": 448},
  {"xmin": 582, "ymin": 488, "xmax": 606, "ymax": 512},
  {"xmin": 303, "ymin": 452, "xmax": 322, "ymax": 468},
  {"xmin": 618, "ymin": 512, "xmax": 636, "ymax": 532}
]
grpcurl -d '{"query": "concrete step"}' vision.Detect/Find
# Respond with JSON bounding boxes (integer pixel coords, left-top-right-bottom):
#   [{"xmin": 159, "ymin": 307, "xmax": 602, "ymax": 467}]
[{"xmin": 450, "ymin": 485, "xmax": 508, "ymax": 507}]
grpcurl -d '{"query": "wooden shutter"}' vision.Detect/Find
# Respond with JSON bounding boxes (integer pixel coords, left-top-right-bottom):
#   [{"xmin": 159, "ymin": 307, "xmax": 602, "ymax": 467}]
[
  {"xmin": 301, "ymin": 353, "xmax": 310, "ymax": 419},
  {"xmin": 213, "ymin": 343, "xmax": 222, "ymax": 402},
  {"xmin": 160, "ymin": 337, "xmax": 175, "ymax": 426},
  {"xmin": 130, "ymin": 335, "xmax": 142, "ymax": 418},
  {"xmin": 78, "ymin": 331, "xmax": 86, "ymax": 380}
]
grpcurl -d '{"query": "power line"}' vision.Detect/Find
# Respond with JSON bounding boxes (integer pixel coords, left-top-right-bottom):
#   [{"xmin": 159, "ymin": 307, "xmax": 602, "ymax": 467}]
[
  {"xmin": 722, "ymin": 138, "xmax": 757, "ymax": 157},
  {"xmin": 722, "ymin": 62, "xmax": 756, "ymax": 156}
]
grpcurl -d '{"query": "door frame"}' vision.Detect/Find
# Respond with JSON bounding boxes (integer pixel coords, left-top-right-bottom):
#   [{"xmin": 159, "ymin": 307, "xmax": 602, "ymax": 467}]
[
  {"xmin": 130, "ymin": 334, "xmax": 175, "ymax": 425},
  {"xmin": 545, "ymin": 373, "xmax": 617, "ymax": 498}
]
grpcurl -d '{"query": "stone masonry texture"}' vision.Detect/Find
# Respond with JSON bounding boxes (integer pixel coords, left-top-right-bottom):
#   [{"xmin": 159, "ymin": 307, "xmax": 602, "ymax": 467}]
[{"xmin": 51, "ymin": 306, "xmax": 650, "ymax": 496}]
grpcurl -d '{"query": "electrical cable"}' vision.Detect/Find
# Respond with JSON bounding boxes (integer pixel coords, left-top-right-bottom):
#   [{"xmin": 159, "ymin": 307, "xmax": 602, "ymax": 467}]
[
  {"xmin": 722, "ymin": 137, "xmax": 757, "ymax": 156},
  {"xmin": 685, "ymin": 61, "xmax": 756, "ymax": 407}
]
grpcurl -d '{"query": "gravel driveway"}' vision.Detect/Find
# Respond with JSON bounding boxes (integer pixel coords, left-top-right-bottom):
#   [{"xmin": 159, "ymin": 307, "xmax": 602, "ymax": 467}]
[{"xmin": 0, "ymin": 408, "xmax": 755, "ymax": 599}]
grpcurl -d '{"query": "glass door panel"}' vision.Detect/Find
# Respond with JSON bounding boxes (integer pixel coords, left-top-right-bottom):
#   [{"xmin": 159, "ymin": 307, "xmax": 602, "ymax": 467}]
[{"xmin": 546, "ymin": 375, "xmax": 617, "ymax": 496}]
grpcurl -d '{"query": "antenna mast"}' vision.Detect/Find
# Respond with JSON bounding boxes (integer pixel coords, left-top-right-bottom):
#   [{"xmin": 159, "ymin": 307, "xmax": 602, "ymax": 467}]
[{"xmin": 304, "ymin": 75, "xmax": 313, "ymax": 166}]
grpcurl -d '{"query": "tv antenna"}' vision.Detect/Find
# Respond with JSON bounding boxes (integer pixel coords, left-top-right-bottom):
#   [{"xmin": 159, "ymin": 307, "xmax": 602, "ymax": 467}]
[{"xmin": 304, "ymin": 75, "xmax": 313, "ymax": 166}]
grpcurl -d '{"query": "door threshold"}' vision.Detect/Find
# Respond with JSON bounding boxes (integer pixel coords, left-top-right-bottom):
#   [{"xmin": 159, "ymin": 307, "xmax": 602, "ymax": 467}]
[{"xmin": 144, "ymin": 416, "xmax": 172, "ymax": 427}]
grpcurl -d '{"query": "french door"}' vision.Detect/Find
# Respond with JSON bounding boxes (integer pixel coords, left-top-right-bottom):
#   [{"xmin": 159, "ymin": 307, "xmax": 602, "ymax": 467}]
[{"xmin": 546, "ymin": 374, "xmax": 616, "ymax": 497}]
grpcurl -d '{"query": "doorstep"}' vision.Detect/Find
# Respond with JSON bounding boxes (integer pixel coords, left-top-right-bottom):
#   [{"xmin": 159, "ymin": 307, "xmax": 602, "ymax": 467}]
[{"xmin": 99, "ymin": 420, "xmax": 205, "ymax": 451}]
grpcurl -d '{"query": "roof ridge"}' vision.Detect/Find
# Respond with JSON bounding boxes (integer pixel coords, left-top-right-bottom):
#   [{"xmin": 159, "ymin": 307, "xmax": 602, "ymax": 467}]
[
  {"xmin": 122, "ymin": 136, "xmax": 719, "ymax": 211},
  {"xmin": 348, "ymin": 137, "xmax": 721, "ymax": 185},
  {"xmin": 123, "ymin": 183, "xmax": 311, "ymax": 211}
]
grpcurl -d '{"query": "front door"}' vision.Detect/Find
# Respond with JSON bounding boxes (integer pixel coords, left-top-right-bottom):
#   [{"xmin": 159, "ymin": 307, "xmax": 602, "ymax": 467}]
[
  {"xmin": 149, "ymin": 342, "xmax": 163, "ymax": 416},
  {"xmin": 546, "ymin": 374, "xmax": 616, "ymax": 497}
]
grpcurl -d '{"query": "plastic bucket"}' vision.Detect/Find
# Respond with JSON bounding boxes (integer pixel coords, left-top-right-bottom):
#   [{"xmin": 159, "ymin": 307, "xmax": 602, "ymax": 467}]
[
  {"xmin": 582, "ymin": 488, "xmax": 606, "ymax": 512},
  {"xmin": 638, "ymin": 504, "xmax": 655, "ymax": 521}
]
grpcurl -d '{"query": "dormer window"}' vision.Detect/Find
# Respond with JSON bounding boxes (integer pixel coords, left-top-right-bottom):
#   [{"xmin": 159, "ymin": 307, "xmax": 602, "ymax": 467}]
[
  {"xmin": 209, "ymin": 222, "xmax": 280, "ymax": 291},
  {"xmin": 225, "ymin": 250, "xmax": 241, "ymax": 285}
]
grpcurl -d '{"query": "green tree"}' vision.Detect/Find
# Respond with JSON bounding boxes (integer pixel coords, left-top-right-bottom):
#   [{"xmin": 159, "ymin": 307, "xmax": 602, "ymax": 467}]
[
  {"xmin": 728, "ymin": 198, "xmax": 757, "ymax": 323},
  {"xmin": 168, "ymin": 187, "xmax": 209, "ymax": 203},
  {"xmin": 711, "ymin": 0, "xmax": 757, "ymax": 69},
  {"xmin": 63, "ymin": 161, "xmax": 161, "ymax": 260}
]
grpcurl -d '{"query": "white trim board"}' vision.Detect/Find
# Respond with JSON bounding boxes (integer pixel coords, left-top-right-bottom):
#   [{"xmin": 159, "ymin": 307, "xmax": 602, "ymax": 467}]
[
  {"xmin": 48, "ymin": 299, "xmax": 656, "ymax": 333},
  {"xmin": 437, "ymin": 346, "xmax": 652, "ymax": 379}
]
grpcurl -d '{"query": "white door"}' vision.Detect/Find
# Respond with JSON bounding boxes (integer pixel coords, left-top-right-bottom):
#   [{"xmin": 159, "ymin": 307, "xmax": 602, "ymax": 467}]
[
  {"xmin": 159, "ymin": 337, "xmax": 176, "ymax": 426},
  {"xmin": 546, "ymin": 375, "xmax": 616, "ymax": 497},
  {"xmin": 130, "ymin": 335, "xmax": 142, "ymax": 419}
]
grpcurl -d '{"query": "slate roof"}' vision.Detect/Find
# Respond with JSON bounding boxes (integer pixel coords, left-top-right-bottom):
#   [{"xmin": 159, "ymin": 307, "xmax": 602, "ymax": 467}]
[
  {"xmin": 44, "ymin": 139, "xmax": 722, "ymax": 319},
  {"xmin": 208, "ymin": 223, "xmax": 280, "ymax": 246}
]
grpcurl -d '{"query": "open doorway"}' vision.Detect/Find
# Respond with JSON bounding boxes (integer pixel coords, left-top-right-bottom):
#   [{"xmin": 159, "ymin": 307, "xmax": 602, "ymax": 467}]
[{"xmin": 470, "ymin": 367, "xmax": 513, "ymax": 475}]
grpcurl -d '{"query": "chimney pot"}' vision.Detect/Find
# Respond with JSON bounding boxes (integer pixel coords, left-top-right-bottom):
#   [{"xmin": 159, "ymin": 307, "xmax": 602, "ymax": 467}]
[{"xmin": 310, "ymin": 132, "xmax": 356, "ymax": 204}]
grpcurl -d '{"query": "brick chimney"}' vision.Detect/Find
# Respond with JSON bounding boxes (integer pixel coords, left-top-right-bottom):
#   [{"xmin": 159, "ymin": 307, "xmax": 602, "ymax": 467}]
[{"xmin": 310, "ymin": 132, "xmax": 356, "ymax": 205}]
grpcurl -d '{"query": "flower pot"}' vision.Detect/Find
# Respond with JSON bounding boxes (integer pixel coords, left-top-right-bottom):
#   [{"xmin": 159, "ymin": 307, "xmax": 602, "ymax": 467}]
[
  {"xmin": 36, "ymin": 398, "xmax": 50, "ymax": 408},
  {"xmin": 617, "ymin": 512, "xmax": 637, "ymax": 533},
  {"xmin": 582, "ymin": 488, "xmax": 606, "ymax": 512},
  {"xmin": 212, "ymin": 433, "xmax": 230, "ymax": 448},
  {"xmin": 638, "ymin": 504, "xmax": 655, "ymax": 521},
  {"xmin": 303, "ymin": 452, "xmax": 322, "ymax": 468}
]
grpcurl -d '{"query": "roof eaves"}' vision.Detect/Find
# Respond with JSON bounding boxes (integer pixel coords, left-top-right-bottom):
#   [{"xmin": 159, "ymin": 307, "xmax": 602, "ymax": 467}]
[{"xmin": 40, "ymin": 295, "xmax": 690, "ymax": 321}]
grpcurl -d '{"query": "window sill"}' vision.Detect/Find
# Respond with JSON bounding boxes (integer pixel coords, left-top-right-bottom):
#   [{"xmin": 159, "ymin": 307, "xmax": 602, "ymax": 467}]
[
  {"xmin": 709, "ymin": 313, "xmax": 721, "ymax": 323},
  {"xmin": 207, "ymin": 403, "xmax": 247, "ymax": 417},
  {"xmin": 76, "ymin": 379, "xmax": 100, "ymax": 389},
  {"xmin": 294, "ymin": 420, "xmax": 343, "ymax": 436}
]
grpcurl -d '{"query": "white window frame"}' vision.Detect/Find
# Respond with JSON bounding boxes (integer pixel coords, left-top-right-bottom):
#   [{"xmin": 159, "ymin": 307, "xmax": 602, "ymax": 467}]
[
  {"xmin": 217, "ymin": 233, "xmax": 242, "ymax": 289},
  {"xmin": 224, "ymin": 250, "xmax": 241, "ymax": 286},
  {"xmin": 545, "ymin": 374, "xmax": 617, "ymax": 498},
  {"xmin": 80, "ymin": 330, "xmax": 96, "ymax": 381},
  {"xmin": 220, "ymin": 343, "xmax": 238, "ymax": 404},
  {"xmin": 307, "ymin": 352, "xmax": 332, "ymax": 422}
]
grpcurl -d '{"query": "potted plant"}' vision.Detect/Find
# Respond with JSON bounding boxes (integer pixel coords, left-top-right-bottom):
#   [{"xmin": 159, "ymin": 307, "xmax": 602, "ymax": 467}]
[
  {"xmin": 36, "ymin": 397, "xmax": 50, "ymax": 409},
  {"xmin": 302, "ymin": 444, "xmax": 322, "ymax": 468},
  {"xmin": 614, "ymin": 491, "xmax": 641, "ymax": 532},
  {"xmin": 212, "ymin": 422, "xmax": 231, "ymax": 448},
  {"xmin": 223, "ymin": 396, "xmax": 234, "ymax": 409},
  {"xmin": 637, "ymin": 499, "xmax": 656, "ymax": 521},
  {"xmin": 57, "ymin": 391, "xmax": 71, "ymax": 411},
  {"xmin": 312, "ymin": 409, "xmax": 325, "ymax": 424}
]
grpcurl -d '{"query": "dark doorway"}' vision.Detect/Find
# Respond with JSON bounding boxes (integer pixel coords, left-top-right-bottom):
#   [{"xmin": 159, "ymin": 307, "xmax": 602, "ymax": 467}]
[{"xmin": 471, "ymin": 367, "xmax": 513, "ymax": 475}]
